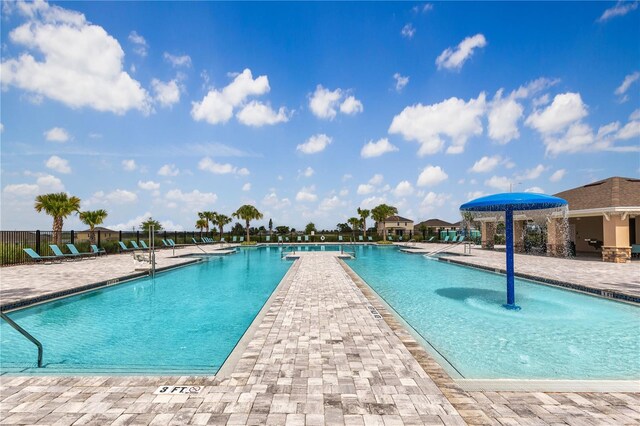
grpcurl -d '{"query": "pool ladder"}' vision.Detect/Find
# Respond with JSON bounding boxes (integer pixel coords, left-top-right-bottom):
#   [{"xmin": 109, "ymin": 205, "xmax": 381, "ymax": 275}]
[
  {"xmin": 1, "ymin": 312, "xmax": 43, "ymax": 367},
  {"xmin": 281, "ymin": 246, "xmax": 296, "ymax": 259}
]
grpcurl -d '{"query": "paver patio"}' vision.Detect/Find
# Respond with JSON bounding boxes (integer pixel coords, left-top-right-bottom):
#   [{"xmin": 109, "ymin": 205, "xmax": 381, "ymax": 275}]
[{"xmin": 1, "ymin": 247, "xmax": 639, "ymax": 425}]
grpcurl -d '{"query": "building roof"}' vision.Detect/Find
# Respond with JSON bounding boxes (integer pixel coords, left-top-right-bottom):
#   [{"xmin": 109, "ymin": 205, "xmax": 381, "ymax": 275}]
[
  {"xmin": 383, "ymin": 215, "xmax": 413, "ymax": 222},
  {"xmin": 414, "ymin": 218, "xmax": 453, "ymax": 228},
  {"xmin": 81, "ymin": 226, "xmax": 116, "ymax": 232},
  {"xmin": 554, "ymin": 177, "xmax": 640, "ymax": 210}
]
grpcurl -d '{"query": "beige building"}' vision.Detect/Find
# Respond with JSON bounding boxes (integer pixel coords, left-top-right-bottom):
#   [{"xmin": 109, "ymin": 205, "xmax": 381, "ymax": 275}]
[
  {"xmin": 479, "ymin": 177, "xmax": 639, "ymax": 263},
  {"xmin": 377, "ymin": 215, "xmax": 414, "ymax": 237},
  {"xmin": 553, "ymin": 176, "xmax": 639, "ymax": 263}
]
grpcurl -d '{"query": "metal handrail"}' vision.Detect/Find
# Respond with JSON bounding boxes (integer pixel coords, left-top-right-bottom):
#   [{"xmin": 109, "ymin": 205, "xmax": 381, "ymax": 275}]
[
  {"xmin": 1, "ymin": 312, "xmax": 43, "ymax": 367},
  {"xmin": 281, "ymin": 246, "xmax": 296, "ymax": 259},
  {"xmin": 424, "ymin": 240, "xmax": 466, "ymax": 257}
]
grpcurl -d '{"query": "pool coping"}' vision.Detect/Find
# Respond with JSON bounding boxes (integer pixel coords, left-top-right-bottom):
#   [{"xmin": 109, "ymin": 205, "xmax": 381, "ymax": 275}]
[
  {"xmin": 214, "ymin": 257, "xmax": 300, "ymax": 381},
  {"xmin": 438, "ymin": 256, "xmax": 640, "ymax": 305},
  {"xmin": 0, "ymin": 258, "xmax": 202, "ymax": 312},
  {"xmin": 337, "ymin": 259, "xmax": 640, "ymax": 394}
]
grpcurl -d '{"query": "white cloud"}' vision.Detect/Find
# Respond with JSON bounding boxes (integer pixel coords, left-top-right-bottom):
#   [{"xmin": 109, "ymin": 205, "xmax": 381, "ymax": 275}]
[
  {"xmin": 88, "ymin": 189, "xmax": 137, "ymax": 205},
  {"xmin": 417, "ymin": 165, "xmax": 448, "ymax": 187},
  {"xmin": 35, "ymin": 174, "xmax": 65, "ymax": 192},
  {"xmin": 151, "ymin": 78, "xmax": 181, "ymax": 107},
  {"xmin": 393, "ymin": 181, "xmax": 414, "ymax": 197},
  {"xmin": 158, "ymin": 163, "xmax": 179, "ymax": 176},
  {"xmin": 165, "ymin": 189, "xmax": 217, "ymax": 212},
  {"xmin": 420, "ymin": 192, "xmax": 450, "ymax": 214},
  {"xmin": 0, "ymin": 123, "xmax": 4, "ymax": 133},
  {"xmin": 4, "ymin": 183, "xmax": 39, "ymax": 196},
  {"xmin": 45, "ymin": 155, "xmax": 71, "ymax": 174},
  {"xmin": 198, "ymin": 157, "xmax": 248, "ymax": 175},
  {"xmin": 485, "ymin": 176, "xmax": 512, "ymax": 192},
  {"xmin": 597, "ymin": 1, "xmax": 639, "ymax": 22},
  {"xmin": 242, "ymin": 183, "xmax": 251, "ymax": 191},
  {"xmin": 300, "ymin": 167, "xmax": 314, "ymax": 178},
  {"xmin": 466, "ymin": 191, "xmax": 486, "ymax": 201},
  {"xmin": 525, "ymin": 92, "xmax": 588, "ymax": 134},
  {"xmin": 436, "ymin": 33, "xmax": 487, "ymax": 71},
  {"xmin": 339, "ymin": 189, "xmax": 349, "ymax": 197},
  {"xmin": 357, "ymin": 184, "xmax": 375, "ymax": 195},
  {"xmin": 1, "ymin": 3, "xmax": 151, "ymax": 114},
  {"xmin": 393, "ymin": 73, "xmax": 409, "ymax": 92},
  {"xmin": 236, "ymin": 101, "xmax": 289, "ymax": 126},
  {"xmin": 614, "ymin": 71, "xmax": 639, "ymax": 102},
  {"xmin": 549, "ymin": 169, "xmax": 566, "ymax": 182},
  {"xmin": 109, "ymin": 212, "xmax": 183, "ymax": 232},
  {"xmin": 138, "ymin": 180, "xmax": 160, "ymax": 190},
  {"xmin": 511, "ymin": 77, "xmax": 560, "ymax": 99},
  {"xmin": 469, "ymin": 155, "xmax": 501, "ymax": 173},
  {"xmin": 319, "ymin": 195, "xmax": 344, "ymax": 211},
  {"xmin": 524, "ymin": 186, "xmax": 545, "ymax": 194},
  {"xmin": 122, "ymin": 159, "xmax": 137, "ymax": 171},
  {"xmin": 191, "ymin": 68, "xmax": 272, "ymax": 125},
  {"xmin": 389, "ymin": 93, "xmax": 486, "ymax": 155},
  {"xmin": 163, "ymin": 52, "xmax": 192, "ymax": 68},
  {"xmin": 361, "ymin": 138, "xmax": 399, "ymax": 158},
  {"xmin": 518, "ymin": 164, "xmax": 546, "ymax": 180},
  {"xmin": 360, "ymin": 196, "xmax": 387, "ymax": 209},
  {"xmin": 369, "ymin": 174, "xmax": 384, "ymax": 185},
  {"xmin": 413, "ymin": 3, "xmax": 434, "ymax": 13},
  {"xmin": 44, "ymin": 127, "xmax": 70, "ymax": 142},
  {"xmin": 262, "ymin": 191, "xmax": 291, "ymax": 210},
  {"xmin": 128, "ymin": 31, "xmax": 147, "ymax": 56},
  {"xmin": 308, "ymin": 85, "xmax": 362, "ymax": 120},
  {"xmin": 488, "ymin": 91, "xmax": 523, "ymax": 143},
  {"xmin": 340, "ymin": 96, "xmax": 363, "ymax": 115},
  {"xmin": 401, "ymin": 24, "xmax": 416, "ymax": 39},
  {"xmin": 297, "ymin": 134, "xmax": 332, "ymax": 154},
  {"xmin": 296, "ymin": 186, "xmax": 317, "ymax": 202},
  {"xmin": 616, "ymin": 120, "xmax": 640, "ymax": 140},
  {"xmin": 630, "ymin": 109, "xmax": 640, "ymax": 121}
]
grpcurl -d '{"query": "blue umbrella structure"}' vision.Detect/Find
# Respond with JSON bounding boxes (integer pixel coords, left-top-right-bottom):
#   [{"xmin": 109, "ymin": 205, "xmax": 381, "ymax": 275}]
[{"xmin": 460, "ymin": 192, "xmax": 567, "ymax": 310}]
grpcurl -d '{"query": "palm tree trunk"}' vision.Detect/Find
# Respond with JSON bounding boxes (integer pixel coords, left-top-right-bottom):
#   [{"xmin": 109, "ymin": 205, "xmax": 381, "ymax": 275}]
[
  {"xmin": 53, "ymin": 216, "xmax": 63, "ymax": 246},
  {"xmin": 383, "ymin": 223, "xmax": 387, "ymax": 241},
  {"xmin": 89, "ymin": 225, "xmax": 95, "ymax": 245},
  {"xmin": 363, "ymin": 219, "xmax": 367, "ymax": 238},
  {"xmin": 246, "ymin": 220, "xmax": 250, "ymax": 243}
]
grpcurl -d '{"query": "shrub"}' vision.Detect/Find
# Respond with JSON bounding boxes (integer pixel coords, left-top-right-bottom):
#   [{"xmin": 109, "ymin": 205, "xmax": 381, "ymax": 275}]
[
  {"xmin": 377, "ymin": 240, "xmax": 393, "ymax": 245},
  {"xmin": 241, "ymin": 241, "xmax": 258, "ymax": 246}
]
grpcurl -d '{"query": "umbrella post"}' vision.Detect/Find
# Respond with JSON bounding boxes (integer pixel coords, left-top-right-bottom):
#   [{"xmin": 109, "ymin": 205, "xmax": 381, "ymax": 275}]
[{"xmin": 504, "ymin": 207, "xmax": 520, "ymax": 310}]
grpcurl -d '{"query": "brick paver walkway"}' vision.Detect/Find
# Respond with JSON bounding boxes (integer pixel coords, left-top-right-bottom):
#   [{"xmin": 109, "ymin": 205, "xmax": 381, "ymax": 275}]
[{"xmin": 1, "ymin": 250, "xmax": 639, "ymax": 425}]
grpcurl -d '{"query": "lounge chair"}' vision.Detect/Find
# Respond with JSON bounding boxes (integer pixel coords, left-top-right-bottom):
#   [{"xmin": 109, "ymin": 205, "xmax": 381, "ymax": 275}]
[
  {"xmin": 161, "ymin": 239, "xmax": 171, "ymax": 248},
  {"xmin": 266, "ymin": 235, "xmax": 271, "ymax": 243},
  {"xmin": 367, "ymin": 236, "xmax": 373, "ymax": 242},
  {"xmin": 442, "ymin": 236, "xmax": 450, "ymax": 243},
  {"xmin": 130, "ymin": 241, "xmax": 147, "ymax": 250},
  {"xmin": 338, "ymin": 235, "xmax": 343, "ymax": 242},
  {"xmin": 140, "ymin": 241, "xmax": 150, "ymax": 249},
  {"xmin": 240, "ymin": 237, "xmax": 244, "ymax": 243},
  {"xmin": 50, "ymin": 244, "xmax": 82, "ymax": 260},
  {"xmin": 285, "ymin": 236, "xmax": 290, "ymax": 242},
  {"xmin": 398, "ymin": 236, "xmax": 403, "ymax": 242},
  {"xmin": 232, "ymin": 236, "xmax": 238, "ymax": 243},
  {"xmin": 192, "ymin": 237, "xmax": 200, "ymax": 244},
  {"xmin": 220, "ymin": 237, "xmax": 226, "ymax": 243},
  {"xmin": 23, "ymin": 248, "xmax": 61, "ymax": 263},
  {"xmin": 304, "ymin": 235, "xmax": 309, "ymax": 242},
  {"xmin": 358, "ymin": 236, "xmax": 363, "ymax": 242},
  {"xmin": 118, "ymin": 241, "xmax": 135, "ymax": 252},
  {"xmin": 91, "ymin": 245, "xmax": 106, "ymax": 256},
  {"xmin": 297, "ymin": 236, "xmax": 302, "ymax": 242},
  {"xmin": 66, "ymin": 243, "xmax": 97, "ymax": 259},
  {"xmin": 387, "ymin": 235, "xmax": 394, "ymax": 241},
  {"xmin": 427, "ymin": 236, "xmax": 435, "ymax": 242},
  {"xmin": 278, "ymin": 236, "xmax": 283, "ymax": 243}
]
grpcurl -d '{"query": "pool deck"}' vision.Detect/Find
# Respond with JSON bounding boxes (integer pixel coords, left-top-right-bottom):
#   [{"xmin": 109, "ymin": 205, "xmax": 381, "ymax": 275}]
[{"xmin": 1, "ymin": 248, "xmax": 640, "ymax": 425}]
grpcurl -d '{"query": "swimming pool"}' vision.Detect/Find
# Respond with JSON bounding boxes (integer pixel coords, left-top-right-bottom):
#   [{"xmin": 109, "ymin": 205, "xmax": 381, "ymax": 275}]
[
  {"xmin": 0, "ymin": 248, "xmax": 290, "ymax": 374},
  {"xmin": 346, "ymin": 247, "xmax": 640, "ymax": 380}
]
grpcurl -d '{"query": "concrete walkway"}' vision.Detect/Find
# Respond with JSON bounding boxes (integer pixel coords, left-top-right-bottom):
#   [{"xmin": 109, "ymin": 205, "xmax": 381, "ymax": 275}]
[{"xmin": 1, "ymin": 251, "xmax": 639, "ymax": 425}]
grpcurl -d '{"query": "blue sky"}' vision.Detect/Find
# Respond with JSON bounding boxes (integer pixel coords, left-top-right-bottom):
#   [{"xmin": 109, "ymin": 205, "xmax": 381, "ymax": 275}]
[{"xmin": 1, "ymin": 1, "xmax": 639, "ymax": 231}]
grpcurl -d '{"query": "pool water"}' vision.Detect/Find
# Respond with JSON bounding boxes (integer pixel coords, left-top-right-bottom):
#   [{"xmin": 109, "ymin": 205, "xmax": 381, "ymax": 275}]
[
  {"xmin": 0, "ymin": 248, "xmax": 290, "ymax": 374},
  {"xmin": 346, "ymin": 247, "xmax": 640, "ymax": 380}
]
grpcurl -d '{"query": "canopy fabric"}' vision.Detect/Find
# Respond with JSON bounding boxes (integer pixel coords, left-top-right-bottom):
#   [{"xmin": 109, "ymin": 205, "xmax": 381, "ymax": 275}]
[{"xmin": 460, "ymin": 192, "xmax": 567, "ymax": 212}]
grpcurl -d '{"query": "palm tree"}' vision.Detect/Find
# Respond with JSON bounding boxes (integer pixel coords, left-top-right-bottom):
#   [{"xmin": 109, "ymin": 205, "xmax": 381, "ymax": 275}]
[
  {"xmin": 34, "ymin": 192, "xmax": 81, "ymax": 246},
  {"xmin": 141, "ymin": 217, "xmax": 163, "ymax": 232},
  {"xmin": 78, "ymin": 209, "xmax": 108, "ymax": 245},
  {"xmin": 357, "ymin": 208, "xmax": 370, "ymax": 238},
  {"xmin": 232, "ymin": 205, "xmax": 264, "ymax": 243},
  {"xmin": 371, "ymin": 204, "xmax": 398, "ymax": 241},
  {"xmin": 198, "ymin": 211, "xmax": 216, "ymax": 233},
  {"xmin": 195, "ymin": 218, "xmax": 208, "ymax": 232},
  {"xmin": 214, "ymin": 213, "xmax": 232, "ymax": 239},
  {"xmin": 347, "ymin": 217, "xmax": 361, "ymax": 241}
]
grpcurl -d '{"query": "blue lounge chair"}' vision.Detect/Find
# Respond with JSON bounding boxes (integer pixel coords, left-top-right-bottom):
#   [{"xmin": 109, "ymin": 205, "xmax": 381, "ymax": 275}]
[
  {"xmin": 161, "ymin": 239, "xmax": 171, "ymax": 248},
  {"xmin": 442, "ymin": 236, "xmax": 450, "ymax": 243},
  {"xmin": 297, "ymin": 236, "xmax": 302, "ymax": 242},
  {"xmin": 368, "ymin": 236, "xmax": 373, "ymax": 242},
  {"xmin": 266, "ymin": 235, "xmax": 271, "ymax": 243},
  {"xmin": 140, "ymin": 241, "xmax": 150, "ymax": 249},
  {"xmin": 240, "ymin": 236, "xmax": 244, "ymax": 243},
  {"xmin": 130, "ymin": 241, "xmax": 147, "ymax": 250},
  {"xmin": 23, "ymin": 248, "xmax": 61, "ymax": 263},
  {"xmin": 304, "ymin": 235, "xmax": 310, "ymax": 242},
  {"xmin": 427, "ymin": 236, "xmax": 435, "ymax": 242},
  {"xmin": 387, "ymin": 235, "xmax": 394, "ymax": 241},
  {"xmin": 338, "ymin": 235, "xmax": 343, "ymax": 242},
  {"xmin": 285, "ymin": 236, "xmax": 290, "ymax": 242},
  {"xmin": 220, "ymin": 237, "xmax": 226, "ymax": 243},
  {"xmin": 118, "ymin": 241, "xmax": 134, "ymax": 252},
  {"xmin": 358, "ymin": 235, "xmax": 364, "ymax": 242},
  {"xmin": 66, "ymin": 243, "xmax": 97, "ymax": 259},
  {"xmin": 398, "ymin": 235, "xmax": 404, "ymax": 242},
  {"xmin": 50, "ymin": 244, "xmax": 82, "ymax": 260},
  {"xmin": 91, "ymin": 245, "xmax": 106, "ymax": 256},
  {"xmin": 232, "ymin": 236, "xmax": 237, "ymax": 243}
]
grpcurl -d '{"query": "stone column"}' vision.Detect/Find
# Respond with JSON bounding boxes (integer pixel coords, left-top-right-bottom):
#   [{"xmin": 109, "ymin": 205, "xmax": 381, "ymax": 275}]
[
  {"xmin": 602, "ymin": 214, "xmax": 631, "ymax": 263},
  {"xmin": 481, "ymin": 221, "xmax": 495, "ymax": 249},
  {"xmin": 546, "ymin": 218, "xmax": 566, "ymax": 257},
  {"xmin": 513, "ymin": 220, "xmax": 526, "ymax": 253}
]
